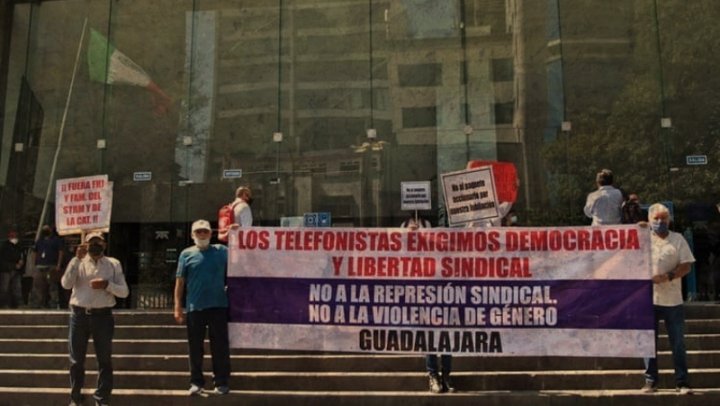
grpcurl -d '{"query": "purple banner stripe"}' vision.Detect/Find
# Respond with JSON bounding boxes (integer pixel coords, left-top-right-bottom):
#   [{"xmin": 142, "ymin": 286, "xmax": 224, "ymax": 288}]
[{"xmin": 228, "ymin": 277, "xmax": 654, "ymax": 330}]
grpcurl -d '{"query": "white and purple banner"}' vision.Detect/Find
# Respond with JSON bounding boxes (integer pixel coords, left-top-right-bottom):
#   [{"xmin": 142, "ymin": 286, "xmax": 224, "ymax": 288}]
[{"xmin": 227, "ymin": 225, "xmax": 654, "ymax": 357}]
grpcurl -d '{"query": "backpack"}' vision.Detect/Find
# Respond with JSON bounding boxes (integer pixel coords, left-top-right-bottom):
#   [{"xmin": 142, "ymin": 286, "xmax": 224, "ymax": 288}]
[{"xmin": 217, "ymin": 201, "xmax": 239, "ymax": 242}]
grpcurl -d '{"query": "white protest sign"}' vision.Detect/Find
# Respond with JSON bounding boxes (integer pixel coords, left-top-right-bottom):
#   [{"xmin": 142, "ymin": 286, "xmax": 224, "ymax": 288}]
[
  {"xmin": 401, "ymin": 181, "xmax": 432, "ymax": 211},
  {"xmin": 441, "ymin": 166, "xmax": 499, "ymax": 227},
  {"xmin": 55, "ymin": 175, "xmax": 113, "ymax": 235}
]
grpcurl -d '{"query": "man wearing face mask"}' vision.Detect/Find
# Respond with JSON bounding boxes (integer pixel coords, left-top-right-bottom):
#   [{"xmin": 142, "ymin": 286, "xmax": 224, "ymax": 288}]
[
  {"xmin": 174, "ymin": 219, "xmax": 232, "ymax": 396},
  {"xmin": 641, "ymin": 203, "xmax": 695, "ymax": 395},
  {"xmin": 61, "ymin": 231, "xmax": 129, "ymax": 406},
  {"xmin": 0, "ymin": 230, "xmax": 25, "ymax": 308},
  {"xmin": 31, "ymin": 225, "xmax": 65, "ymax": 308}
]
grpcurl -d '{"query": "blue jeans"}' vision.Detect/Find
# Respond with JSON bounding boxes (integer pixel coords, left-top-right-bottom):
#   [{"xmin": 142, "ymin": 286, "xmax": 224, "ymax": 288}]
[
  {"xmin": 425, "ymin": 354, "xmax": 452, "ymax": 376},
  {"xmin": 644, "ymin": 304, "xmax": 689, "ymax": 386},
  {"xmin": 186, "ymin": 308, "xmax": 231, "ymax": 388},
  {"xmin": 69, "ymin": 308, "xmax": 115, "ymax": 403}
]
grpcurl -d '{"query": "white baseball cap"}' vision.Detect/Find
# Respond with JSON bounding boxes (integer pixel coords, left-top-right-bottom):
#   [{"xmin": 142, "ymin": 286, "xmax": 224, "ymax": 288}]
[
  {"xmin": 84, "ymin": 231, "xmax": 105, "ymax": 242},
  {"xmin": 191, "ymin": 219, "xmax": 212, "ymax": 232}
]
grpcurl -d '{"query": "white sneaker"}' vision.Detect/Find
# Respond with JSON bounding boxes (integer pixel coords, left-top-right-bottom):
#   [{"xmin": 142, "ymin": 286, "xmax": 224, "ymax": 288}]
[
  {"xmin": 428, "ymin": 374, "xmax": 443, "ymax": 393},
  {"xmin": 641, "ymin": 381, "xmax": 657, "ymax": 393},
  {"xmin": 189, "ymin": 384, "xmax": 204, "ymax": 396}
]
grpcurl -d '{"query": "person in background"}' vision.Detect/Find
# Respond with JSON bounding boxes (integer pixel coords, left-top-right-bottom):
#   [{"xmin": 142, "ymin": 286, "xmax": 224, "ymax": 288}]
[
  {"xmin": 622, "ymin": 193, "xmax": 646, "ymax": 224},
  {"xmin": 584, "ymin": 169, "xmax": 623, "ymax": 225},
  {"xmin": 233, "ymin": 186, "xmax": 253, "ymax": 227},
  {"xmin": 400, "ymin": 216, "xmax": 431, "ymax": 230},
  {"xmin": 62, "ymin": 231, "xmax": 129, "ymax": 406},
  {"xmin": 641, "ymin": 203, "xmax": 694, "ymax": 395},
  {"xmin": 59, "ymin": 235, "xmax": 79, "ymax": 309},
  {"xmin": 401, "ymin": 215, "xmax": 455, "ymax": 393},
  {"xmin": 31, "ymin": 225, "xmax": 65, "ymax": 308},
  {"xmin": 219, "ymin": 186, "xmax": 253, "ymax": 242},
  {"xmin": 0, "ymin": 230, "xmax": 25, "ymax": 308},
  {"xmin": 501, "ymin": 210, "xmax": 519, "ymax": 227},
  {"xmin": 174, "ymin": 219, "xmax": 232, "ymax": 396}
]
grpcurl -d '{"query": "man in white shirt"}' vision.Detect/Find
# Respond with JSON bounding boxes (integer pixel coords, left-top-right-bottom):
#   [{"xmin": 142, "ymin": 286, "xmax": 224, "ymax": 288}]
[
  {"xmin": 584, "ymin": 169, "xmax": 623, "ymax": 225},
  {"xmin": 61, "ymin": 231, "xmax": 129, "ymax": 406},
  {"xmin": 641, "ymin": 203, "xmax": 694, "ymax": 395},
  {"xmin": 232, "ymin": 186, "xmax": 253, "ymax": 227}
]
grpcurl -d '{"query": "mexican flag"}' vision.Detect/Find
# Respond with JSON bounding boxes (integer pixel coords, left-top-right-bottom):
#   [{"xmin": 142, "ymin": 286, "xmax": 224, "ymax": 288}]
[{"xmin": 88, "ymin": 28, "xmax": 171, "ymax": 116}]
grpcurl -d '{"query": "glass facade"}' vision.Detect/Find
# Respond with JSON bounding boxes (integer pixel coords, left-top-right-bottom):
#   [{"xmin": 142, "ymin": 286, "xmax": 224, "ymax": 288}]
[{"xmin": 1, "ymin": 0, "xmax": 719, "ymax": 302}]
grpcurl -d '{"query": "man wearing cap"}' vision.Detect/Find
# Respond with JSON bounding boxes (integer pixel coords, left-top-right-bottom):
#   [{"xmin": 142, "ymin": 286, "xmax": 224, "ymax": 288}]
[
  {"xmin": 174, "ymin": 219, "xmax": 232, "ymax": 396},
  {"xmin": 0, "ymin": 230, "xmax": 25, "ymax": 308},
  {"xmin": 61, "ymin": 231, "xmax": 129, "ymax": 406}
]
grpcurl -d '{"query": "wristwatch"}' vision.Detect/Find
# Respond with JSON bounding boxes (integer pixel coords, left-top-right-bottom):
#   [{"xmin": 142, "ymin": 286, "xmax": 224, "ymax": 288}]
[{"xmin": 667, "ymin": 271, "xmax": 675, "ymax": 281}]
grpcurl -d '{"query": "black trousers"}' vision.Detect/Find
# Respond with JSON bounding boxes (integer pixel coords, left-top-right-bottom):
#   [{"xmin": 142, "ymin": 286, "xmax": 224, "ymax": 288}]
[{"xmin": 186, "ymin": 308, "xmax": 231, "ymax": 388}]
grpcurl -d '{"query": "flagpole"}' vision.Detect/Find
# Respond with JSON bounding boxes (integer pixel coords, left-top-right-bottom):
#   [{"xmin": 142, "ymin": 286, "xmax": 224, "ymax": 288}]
[{"xmin": 35, "ymin": 18, "xmax": 88, "ymax": 241}]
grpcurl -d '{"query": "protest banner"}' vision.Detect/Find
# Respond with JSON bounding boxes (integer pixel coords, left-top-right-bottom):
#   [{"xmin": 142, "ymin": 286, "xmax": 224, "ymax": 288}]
[
  {"xmin": 441, "ymin": 166, "xmax": 500, "ymax": 227},
  {"xmin": 227, "ymin": 225, "xmax": 654, "ymax": 357},
  {"xmin": 55, "ymin": 175, "xmax": 113, "ymax": 235},
  {"xmin": 401, "ymin": 181, "xmax": 432, "ymax": 211}
]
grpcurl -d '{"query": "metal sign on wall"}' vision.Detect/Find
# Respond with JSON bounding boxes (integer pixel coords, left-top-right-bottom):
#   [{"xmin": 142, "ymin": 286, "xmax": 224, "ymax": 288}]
[
  {"xmin": 304, "ymin": 212, "xmax": 332, "ymax": 227},
  {"xmin": 686, "ymin": 155, "xmax": 707, "ymax": 165},
  {"xmin": 223, "ymin": 169, "xmax": 243, "ymax": 179},
  {"xmin": 133, "ymin": 171, "xmax": 152, "ymax": 181}
]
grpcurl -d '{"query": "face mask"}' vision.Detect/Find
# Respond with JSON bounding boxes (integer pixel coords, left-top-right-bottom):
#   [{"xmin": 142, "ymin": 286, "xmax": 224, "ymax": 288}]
[
  {"xmin": 9, "ymin": 238, "xmax": 18, "ymax": 245},
  {"xmin": 193, "ymin": 237, "xmax": 210, "ymax": 249},
  {"xmin": 88, "ymin": 243, "xmax": 104, "ymax": 256},
  {"xmin": 246, "ymin": 197, "xmax": 254, "ymax": 206},
  {"xmin": 651, "ymin": 221, "xmax": 669, "ymax": 235}
]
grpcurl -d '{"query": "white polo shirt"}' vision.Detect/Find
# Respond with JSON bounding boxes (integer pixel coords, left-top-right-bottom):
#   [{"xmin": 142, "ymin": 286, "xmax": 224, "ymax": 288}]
[{"xmin": 650, "ymin": 231, "xmax": 695, "ymax": 306}]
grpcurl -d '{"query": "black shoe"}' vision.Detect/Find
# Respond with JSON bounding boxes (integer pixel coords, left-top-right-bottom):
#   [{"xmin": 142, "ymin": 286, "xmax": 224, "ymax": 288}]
[
  {"xmin": 428, "ymin": 373, "xmax": 443, "ymax": 393},
  {"xmin": 442, "ymin": 374, "xmax": 456, "ymax": 393},
  {"xmin": 69, "ymin": 395, "xmax": 85, "ymax": 406}
]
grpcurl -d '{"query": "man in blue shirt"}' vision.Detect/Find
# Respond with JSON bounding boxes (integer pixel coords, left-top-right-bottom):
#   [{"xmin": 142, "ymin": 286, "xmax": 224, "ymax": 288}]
[
  {"xmin": 174, "ymin": 219, "xmax": 231, "ymax": 396},
  {"xmin": 31, "ymin": 225, "xmax": 65, "ymax": 308}
]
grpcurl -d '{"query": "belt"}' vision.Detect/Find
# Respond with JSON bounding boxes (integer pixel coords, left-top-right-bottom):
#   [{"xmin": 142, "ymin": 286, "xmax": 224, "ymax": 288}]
[{"xmin": 71, "ymin": 306, "xmax": 113, "ymax": 315}]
